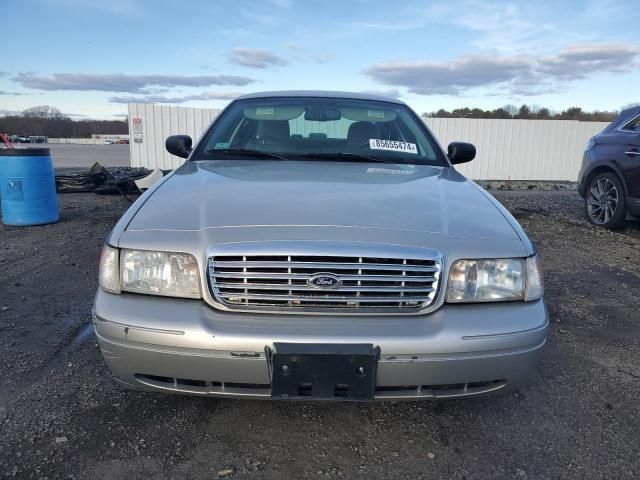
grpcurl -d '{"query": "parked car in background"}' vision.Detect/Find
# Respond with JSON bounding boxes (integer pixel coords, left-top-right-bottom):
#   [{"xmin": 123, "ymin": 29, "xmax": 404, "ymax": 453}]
[
  {"xmin": 104, "ymin": 139, "xmax": 114, "ymax": 145},
  {"xmin": 115, "ymin": 139, "xmax": 129, "ymax": 144},
  {"xmin": 578, "ymin": 106, "xmax": 640, "ymax": 229},
  {"xmin": 95, "ymin": 91, "xmax": 547, "ymax": 401}
]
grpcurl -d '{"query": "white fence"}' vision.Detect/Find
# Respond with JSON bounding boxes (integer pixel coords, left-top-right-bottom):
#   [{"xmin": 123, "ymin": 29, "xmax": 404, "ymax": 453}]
[
  {"xmin": 128, "ymin": 103, "xmax": 220, "ymax": 169},
  {"xmin": 128, "ymin": 103, "xmax": 608, "ymax": 180},
  {"xmin": 425, "ymin": 118, "xmax": 607, "ymax": 181}
]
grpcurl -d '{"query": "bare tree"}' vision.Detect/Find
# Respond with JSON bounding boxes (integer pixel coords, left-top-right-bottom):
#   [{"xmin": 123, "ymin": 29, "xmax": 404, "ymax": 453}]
[
  {"xmin": 22, "ymin": 105, "xmax": 67, "ymax": 120},
  {"xmin": 502, "ymin": 104, "xmax": 518, "ymax": 117},
  {"xmin": 0, "ymin": 106, "xmax": 128, "ymax": 138}
]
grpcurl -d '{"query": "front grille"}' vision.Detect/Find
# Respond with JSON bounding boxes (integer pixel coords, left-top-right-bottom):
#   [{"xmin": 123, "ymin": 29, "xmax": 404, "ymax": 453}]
[{"xmin": 208, "ymin": 254, "xmax": 442, "ymax": 313}]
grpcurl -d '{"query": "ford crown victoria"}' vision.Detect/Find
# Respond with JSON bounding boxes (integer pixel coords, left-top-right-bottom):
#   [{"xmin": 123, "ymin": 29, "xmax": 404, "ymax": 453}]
[{"xmin": 94, "ymin": 91, "xmax": 547, "ymax": 401}]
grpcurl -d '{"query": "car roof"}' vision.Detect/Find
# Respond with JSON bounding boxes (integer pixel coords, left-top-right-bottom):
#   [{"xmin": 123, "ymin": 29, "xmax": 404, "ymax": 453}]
[
  {"xmin": 602, "ymin": 105, "xmax": 640, "ymax": 133},
  {"xmin": 619, "ymin": 105, "xmax": 640, "ymax": 120},
  {"xmin": 235, "ymin": 90, "xmax": 406, "ymax": 105}
]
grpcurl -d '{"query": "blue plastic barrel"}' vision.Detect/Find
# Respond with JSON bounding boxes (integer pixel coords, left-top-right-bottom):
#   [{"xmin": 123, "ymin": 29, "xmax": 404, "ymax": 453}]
[{"xmin": 0, "ymin": 148, "xmax": 59, "ymax": 226}]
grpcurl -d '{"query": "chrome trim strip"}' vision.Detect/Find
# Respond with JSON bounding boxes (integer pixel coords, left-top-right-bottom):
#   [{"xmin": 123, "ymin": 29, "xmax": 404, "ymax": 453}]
[
  {"xmin": 93, "ymin": 314, "xmax": 185, "ymax": 336},
  {"xmin": 462, "ymin": 322, "xmax": 548, "ymax": 340},
  {"xmin": 211, "ymin": 260, "xmax": 438, "ymax": 272},
  {"xmin": 215, "ymin": 283, "xmax": 435, "ymax": 293},
  {"xmin": 212, "ymin": 272, "xmax": 436, "ymax": 282}
]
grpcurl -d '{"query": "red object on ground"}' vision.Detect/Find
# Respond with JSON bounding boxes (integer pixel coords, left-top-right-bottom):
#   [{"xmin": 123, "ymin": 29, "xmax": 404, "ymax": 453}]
[{"xmin": 0, "ymin": 133, "xmax": 14, "ymax": 148}]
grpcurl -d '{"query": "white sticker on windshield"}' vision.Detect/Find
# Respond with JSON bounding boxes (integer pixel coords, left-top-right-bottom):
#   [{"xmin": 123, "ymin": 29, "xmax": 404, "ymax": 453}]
[
  {"xmin": 367, "ymin": 110, "xmax": 385, "ymax": 119},
  {"xmin": 255, "ymin": 107, "xmax": 274, "ymax": 116},
  {"xmin": 369, "ymin": 139, "xmax": 418, "ymax": 154}
]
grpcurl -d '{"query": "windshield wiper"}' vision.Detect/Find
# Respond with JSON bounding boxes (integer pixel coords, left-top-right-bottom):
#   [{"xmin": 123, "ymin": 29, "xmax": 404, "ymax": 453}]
[
  {"xmin": 300, "ymin": 152, "xmax": 401, "ymax": 164},
  {"xmin": 206, "ymin": 148, "xmax": 289, "ymax": 161}
]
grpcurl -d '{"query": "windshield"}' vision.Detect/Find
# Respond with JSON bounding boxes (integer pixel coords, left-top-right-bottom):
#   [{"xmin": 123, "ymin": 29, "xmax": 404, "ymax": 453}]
[{"xmin": 194, "ymin": 97, "xmax": 446, "ymax": 166}]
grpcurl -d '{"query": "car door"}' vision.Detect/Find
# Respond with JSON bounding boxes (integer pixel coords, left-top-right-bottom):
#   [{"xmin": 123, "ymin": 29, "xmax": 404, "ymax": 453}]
[{"xmin": 616, "ymin": 114, "xmax": 640, "ymax": 200}]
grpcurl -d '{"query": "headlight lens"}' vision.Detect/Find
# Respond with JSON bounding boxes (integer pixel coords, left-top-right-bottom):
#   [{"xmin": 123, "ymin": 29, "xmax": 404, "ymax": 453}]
[
  {"xmin": 99, "ymin": 245, "xmax": 120, "ymax": 293},
  {"xmin": 447, "ymin": 258, "xmax": 525, "ymax": 303},
  {"xmin": 120, "ymin": 249, "xmax": 201, "ymax": 298}
]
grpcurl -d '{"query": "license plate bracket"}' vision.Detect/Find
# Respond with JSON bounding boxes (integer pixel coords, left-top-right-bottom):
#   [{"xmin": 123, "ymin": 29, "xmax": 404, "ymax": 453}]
[{"xmin": 269, "ymin": 343, "xmax": 380, "ymax": 401}]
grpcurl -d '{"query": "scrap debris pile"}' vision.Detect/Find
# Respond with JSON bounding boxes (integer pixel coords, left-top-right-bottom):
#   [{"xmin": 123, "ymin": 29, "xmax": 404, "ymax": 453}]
[{"xmin": 55, "ymin": 163, "xmax": 151, "ymax": 198}]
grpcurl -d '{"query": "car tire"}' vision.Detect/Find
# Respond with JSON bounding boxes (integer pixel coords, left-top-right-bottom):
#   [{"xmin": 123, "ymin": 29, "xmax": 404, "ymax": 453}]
[{"xmin": 585, "ymin": 172, "xmax": 627, "ymax": 229}]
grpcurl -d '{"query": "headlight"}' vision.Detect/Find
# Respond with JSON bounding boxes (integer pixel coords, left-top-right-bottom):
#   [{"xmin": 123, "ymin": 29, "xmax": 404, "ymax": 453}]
[
  {"xmin": 447, "ymin": 258, "xmax": 524, "ymax": 302},
  {"xmin": 99, "ymin": 245, "xmax": 121, "ymax": 294},
  {"xmin": 446, "ymin": 255, "xmax": 543, "ymax": 303},
  {"xmin": 120, "ymin": 249, "xmax": 201, "ymax": 298}
]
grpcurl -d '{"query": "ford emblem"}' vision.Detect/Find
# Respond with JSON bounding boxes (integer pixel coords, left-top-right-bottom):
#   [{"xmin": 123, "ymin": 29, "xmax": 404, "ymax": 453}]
[{"xmin": 308, "ymin": 273, "xmax": 342, "ymax": 289}]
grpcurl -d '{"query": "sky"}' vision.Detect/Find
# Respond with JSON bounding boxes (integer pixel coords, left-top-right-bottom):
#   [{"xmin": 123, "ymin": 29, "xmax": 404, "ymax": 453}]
[{"xmin": 1, "ymin": 0, "xmax": 639, "ymax": 119}]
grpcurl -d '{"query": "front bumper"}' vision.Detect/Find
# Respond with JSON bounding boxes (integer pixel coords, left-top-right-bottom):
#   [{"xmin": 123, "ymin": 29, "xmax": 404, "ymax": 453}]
[{"xmin": 93, "ymin": 289, "xmax": 548, "ymax": 400}]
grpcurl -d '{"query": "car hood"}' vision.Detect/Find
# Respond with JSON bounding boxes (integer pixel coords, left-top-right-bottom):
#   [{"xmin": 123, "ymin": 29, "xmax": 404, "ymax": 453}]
[{"xmin": 126, "ymin": 160, "xmax": 519, "ymax": 240}]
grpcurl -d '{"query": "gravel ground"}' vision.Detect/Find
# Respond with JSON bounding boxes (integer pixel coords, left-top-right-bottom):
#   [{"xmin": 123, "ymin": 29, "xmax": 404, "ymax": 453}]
[{"xmin": 0, "ymin": 190, "xmax": 639, "ymax": 480}]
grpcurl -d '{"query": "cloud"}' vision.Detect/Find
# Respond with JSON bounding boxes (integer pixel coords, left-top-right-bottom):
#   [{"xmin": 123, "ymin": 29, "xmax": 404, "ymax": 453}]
[
  {"xmin": 12, "ymin": 73, "xmax": 256, "ymax": 93},
  {"xmin": 538, "ymin": 43, "xmax": 640, "ymax": 80},
  {"xmin": 0, "ymin": 71, "xmax": 7, "ymax": 77},
  {"xmin": 365, "ymin": 56, "xmax": 532, "ymax": 96},
  {"xmin": 351, "ymin": 1, "xmax": 612, "ymax": 55},
  {"xmin": 360, "ymin": 88, "xmax": 401, "ymax": 98},
  {"xmin": 364, "ymin": 43, "xmax": 640, "ymax": 96},
  {"xmin": 424, "ymin": 1, "xmax": 552, "ymax": 52},
  {"xmin": 229, "ymin": 48, "xmax": 289, "ymax": 69},
  {"xmin": 0, "ymin": 109, "xmax": 22, "ymax": 116},
  {"xmin": 0, "ymin": 91, "xmax": 25, "ymax": 96},
  {"xmin": 109, "ymin": 91, "xmax": 243, "ymax": 104}
]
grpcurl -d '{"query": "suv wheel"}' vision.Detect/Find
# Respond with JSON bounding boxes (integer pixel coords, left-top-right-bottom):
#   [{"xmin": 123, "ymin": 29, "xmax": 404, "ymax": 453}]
[{"xmin": 585, "ymin": 172, "xmax": 626, "ymax": 229}]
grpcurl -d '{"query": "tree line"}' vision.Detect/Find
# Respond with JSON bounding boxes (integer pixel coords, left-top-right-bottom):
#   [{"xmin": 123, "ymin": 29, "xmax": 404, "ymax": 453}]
[
  {"xmin": 0, "ymin": 103, "xmax": 626, "ymax": 140},
  {"xmin": 0, "ymin": 106, "xmax": 128, "ymax": 138},
  {"xmin": 423, "ymin": 104, "xmax": 619, "ymax": 122}
]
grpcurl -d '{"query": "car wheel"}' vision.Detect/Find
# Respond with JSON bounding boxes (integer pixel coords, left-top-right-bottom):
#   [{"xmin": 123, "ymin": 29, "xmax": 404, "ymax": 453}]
[{"xmin": 585, "ymin": 172, "xmax": 626, "ymax": 229}]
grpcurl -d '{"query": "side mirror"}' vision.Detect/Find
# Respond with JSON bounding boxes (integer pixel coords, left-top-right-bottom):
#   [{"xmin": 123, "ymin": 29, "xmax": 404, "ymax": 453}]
[
  {"xmin": 447, "ymin": 142, "xmax": 476, "ymax": 165},
  {"xmin": 166, "ymin": 135, "xmax": 193, "ymax": 159}
]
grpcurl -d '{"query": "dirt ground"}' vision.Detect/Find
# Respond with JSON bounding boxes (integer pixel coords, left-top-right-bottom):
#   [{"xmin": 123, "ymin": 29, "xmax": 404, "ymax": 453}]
[{"xmin": 0, "ymin": 190, "xmax": 639, "ymax": 480}]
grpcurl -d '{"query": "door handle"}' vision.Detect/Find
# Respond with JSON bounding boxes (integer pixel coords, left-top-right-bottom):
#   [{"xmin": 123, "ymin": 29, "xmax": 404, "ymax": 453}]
[{"xmin": 625, "ymin": 149, "xmax": 640, "ymax": 156}]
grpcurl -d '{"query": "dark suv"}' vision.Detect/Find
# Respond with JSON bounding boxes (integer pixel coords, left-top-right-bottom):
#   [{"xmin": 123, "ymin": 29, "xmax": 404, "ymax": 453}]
[{"xmin": 578, "ymin": 106, "xmax": 640, "ymax": 229}]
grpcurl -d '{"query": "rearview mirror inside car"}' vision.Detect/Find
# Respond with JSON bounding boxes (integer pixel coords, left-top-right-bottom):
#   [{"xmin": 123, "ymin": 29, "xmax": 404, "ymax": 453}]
[
  {"xmin": 304, "ymin": 109, "xmax": 341, "ymax": 122},
  {"xmin": 447, "ymin": 142, "xmax": 476, "ymax": 165},
  {"xmin": 166, "ymin": 135, "xmax": 193, "ymax": 159}
]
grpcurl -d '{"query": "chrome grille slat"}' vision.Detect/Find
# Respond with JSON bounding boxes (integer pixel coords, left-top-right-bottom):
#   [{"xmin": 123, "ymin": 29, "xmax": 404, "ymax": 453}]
[
  {"xmin": 211, "ymin": 261, "xmax": 437, "ymax": 272},
  {"xmin": 208, "ymin": 253, "xmax": 441, "ymax": 313},
  {"xmin": 216, "ymin": 283, "xmax": 434, "ymax": 292},
  {"xmin": 210, "ymin": 272, "xmax": 436, "ymax": 282},
  {"xmin": 218, "ymin": 293, "xmax": 431, "ymax": 302}
]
